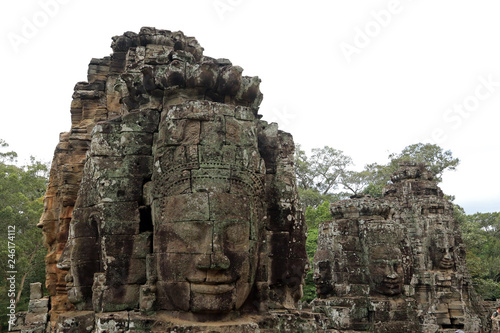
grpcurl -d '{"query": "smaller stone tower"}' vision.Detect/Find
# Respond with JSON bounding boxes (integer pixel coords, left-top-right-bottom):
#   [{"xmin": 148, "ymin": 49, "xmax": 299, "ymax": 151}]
[{"xmin": 313, "ymin": 161, "xmax": 486, "ymax": 332}]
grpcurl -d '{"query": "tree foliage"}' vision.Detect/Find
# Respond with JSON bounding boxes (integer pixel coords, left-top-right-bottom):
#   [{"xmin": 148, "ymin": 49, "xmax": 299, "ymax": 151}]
[
  {"xmin": 388, "ymin": 143, "xmax": 460, "ymax": 183},
  {"xmin": 357, "ymin": 143, "xmax": 460, "ymax": 197},
  {"xmin": 302, "ymin": 226, "xmax": 318, "ymax": 303},
  {"xmin": 298, "ymin": 188, "xmax": 348, "ymax": 210},
  {"xmin": 340, "ymin": 162, "xmax": 390, "ymax": 197},
  {"xmin": 302, "ymin": 201, "xmax": 332, "ymax": 302},
  {"xmin": 296, "ymin": 143, "xmax": 459, "ymax": 202},
  {"xmin": 295, "ymin": 145, "xmax": 352, "ymax": 196},
  {"xmin": 458, "ymin": 208, "xmax": 500, "ymax": 300},
  {"xmin": 0, "ymin": 139, "xmax": 18, "ymax": 162},
  {"xmin": 305, "ymin": 201, "xmax": 331, "ymax": 229},
  {"xmin": 0, "ymin": 141, "xmax": 48, "ymax": 330}
]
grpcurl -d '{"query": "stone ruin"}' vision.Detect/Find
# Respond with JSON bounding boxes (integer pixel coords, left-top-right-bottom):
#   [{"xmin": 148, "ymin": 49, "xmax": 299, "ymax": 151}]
[
  {"xmin": 31, "ymin": 27, "xmax": 314, "ymax": 332},
  {"xmin": 16, "ymin": 28, "xmax": 488, "ymax": 332},
  {"xmin": 313, "ymin": 161, "xmax": 487, "ymax": 332}
]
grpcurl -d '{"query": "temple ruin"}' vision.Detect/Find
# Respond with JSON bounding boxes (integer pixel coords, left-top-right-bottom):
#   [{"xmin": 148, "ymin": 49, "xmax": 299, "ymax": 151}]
[
  {"xmin": 12, "ymin": 28, "xmax": 489, "ymax": 332},
  {"xmin": 28, "ymin": 27, "xmax": 312, "ymax": 332},
  {"xmin": 313, "ymin": 162, "xmax": 487, "ymax": 332}
]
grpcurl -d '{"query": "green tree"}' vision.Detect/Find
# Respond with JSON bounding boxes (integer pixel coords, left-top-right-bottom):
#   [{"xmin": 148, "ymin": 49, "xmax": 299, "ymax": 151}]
[
  {"xmin": 0, "ymin": 141, "xmax": 48, "ymax": 330},
  {"xmin": 297, "ymin": 143, "xmax": 459, "ymax": 200},
  {"xmin": 295, "ymin": 145, "xmax": 351, "ymax": 303},
  {"xmin": 305, "ymin": 201, "xmax": 332, "ymax": 229},
  {"xmin": 0, "ymin": 139, "xmax": 18, "ymax": 162},
  {"xmin": 295, "ymin": 145, "xmax": 352, "ymax": 209},
  {"xmin": 467, "ymin": 212, "xmax": 500, "ymax": 240},
  {"xmin": 295, "ymin": 145, "xmax": 352, "ymax": 196},
  {"xmin": 302, "ymin": 226, "xmax": 318, "ymax": 303},
  {"xmin": 457, "ymin": 206, "xmax": 500, "ymax": 300},
  {"xmin": 295, "ymin": 145, "xmax": 315, "ymax": 191},
  {"xmin": 388, "ymin": 143, "xmax": 460, "ymax": 183},
  {"xmin": 340, "ymin": 162, "xmax": 389, "ymax": 197},
  {"xmin": 298, "ymin": 188, "xmax": 348, "ymax": 210},
  {"xmin": 302, "ymin": 201, "xmax": 332, "ymax": 302},
  {"xmin": 357, "ymin": 143, "xmax": 460, "ymax": 197}
]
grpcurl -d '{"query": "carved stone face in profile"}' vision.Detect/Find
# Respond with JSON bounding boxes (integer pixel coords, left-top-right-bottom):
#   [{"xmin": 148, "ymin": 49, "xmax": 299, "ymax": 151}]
[
  {"xmin": 154, "ymin": 179, "xmax": 262, "ymax": 313},
  {"xmin": 368, "ymin": 245, "xmax": 404, "ymax": 296}
]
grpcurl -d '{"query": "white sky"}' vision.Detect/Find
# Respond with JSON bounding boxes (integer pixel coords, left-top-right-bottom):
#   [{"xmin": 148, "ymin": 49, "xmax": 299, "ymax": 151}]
[{"xmin": 1, "ymin": 0, "xmax": 499, "ymax": 214}]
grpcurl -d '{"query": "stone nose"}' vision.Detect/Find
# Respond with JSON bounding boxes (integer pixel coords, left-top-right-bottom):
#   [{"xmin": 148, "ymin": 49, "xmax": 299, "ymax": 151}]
[
  {"xmin": 210, "ymin": 252, "xmax": 230, "ymax": 270},
  {"xmin": 443, "ymin": 251, "xmax": 452, "ymax": 260},
  {"xmin": 196, "ymin": 230, "xmax": 231, "ymax": 271},
  {"xmin": 385, "ymin": 264, "xmax": 399, "ymax": 279},
  {"xmin": 210, "ymin": 231, "xmax": 230, "ymax": 270},
  {"xmin": 195, "ymin": 252, "xmax": 230, "ymax": 271}
]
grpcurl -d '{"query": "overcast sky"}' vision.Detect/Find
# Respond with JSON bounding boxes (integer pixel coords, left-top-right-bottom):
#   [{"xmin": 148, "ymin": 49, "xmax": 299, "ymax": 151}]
[{"xmin": 1, "ymin": 0, "xmax": 499, "ymax": 214}]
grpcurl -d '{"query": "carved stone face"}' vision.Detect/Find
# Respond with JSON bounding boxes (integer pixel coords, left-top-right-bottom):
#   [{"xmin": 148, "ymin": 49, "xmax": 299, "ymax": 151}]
[
  {"xmin": 313, "ymin": 258, "xmax": 333, "ymax": 297},
  {"xmin": 368, "ymin": 246, "xmax": 403, "ymax": 296},
  {"xmin": 430, "ymin": 233, "xmax": 455, "ymax": 270},
  {"xmin": 154, "ymin": 191, "xmax": 260, "ymax": 313},
  {"xmin": 435, "ymin": 247, "xmax": 454, "ymax": 270}
]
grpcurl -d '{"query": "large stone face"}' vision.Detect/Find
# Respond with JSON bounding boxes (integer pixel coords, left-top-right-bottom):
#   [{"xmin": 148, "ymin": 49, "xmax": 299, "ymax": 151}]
[
  {"xmin": 313, "ymin": 162, "xmax": 487, "ymax": 332},
  {"xmin": 38, "ymin": 27, "xmax": 309, "ymax": 331}
]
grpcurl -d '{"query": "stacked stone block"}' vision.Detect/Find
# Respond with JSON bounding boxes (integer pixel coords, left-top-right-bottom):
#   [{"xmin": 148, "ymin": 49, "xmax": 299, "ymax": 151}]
[{"xmin": 11, "ymin": 283, "xmax": 50, "ymax": 333}]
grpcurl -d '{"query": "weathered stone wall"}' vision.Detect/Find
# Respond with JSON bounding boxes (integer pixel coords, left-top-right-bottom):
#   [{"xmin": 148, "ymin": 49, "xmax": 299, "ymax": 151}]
[
  {"xmin": 313, "ymin": 162, "xmax": 487, "ymax": 332},
  {"xmin": 11, "ymin": 283, "xmax": 49, "ymax": 332},
  {"xmin": 38, "ymin": 56, "xmax": 111, "ymax": 321}
]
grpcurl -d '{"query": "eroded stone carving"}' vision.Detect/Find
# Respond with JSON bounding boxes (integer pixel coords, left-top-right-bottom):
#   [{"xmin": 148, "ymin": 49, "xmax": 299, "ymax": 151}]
[
  {"xmin": 313, "ymin": 162, "xmax": 486, "ymax": 332},
  {"xmin": 36, "ymin": 27, "xmax": 488, "ymax": 333},
  {"xmin": 38, "ymin": 27, "xmax": 313, "ymax": 331}
]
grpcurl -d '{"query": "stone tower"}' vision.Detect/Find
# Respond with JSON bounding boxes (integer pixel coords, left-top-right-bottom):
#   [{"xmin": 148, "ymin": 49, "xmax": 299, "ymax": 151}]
[
  {"xmin": 37, "ymin": 27, "xmax": 312, "ymax": 331},
  {"xmin": 313, "ymin": 162, "xmax": 486, "ymax": 332}
]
